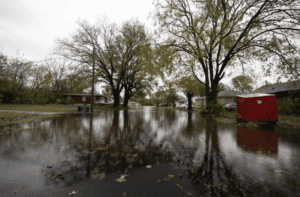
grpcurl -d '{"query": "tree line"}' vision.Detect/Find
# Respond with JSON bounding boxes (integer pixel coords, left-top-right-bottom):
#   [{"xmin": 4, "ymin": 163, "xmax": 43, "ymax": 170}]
[{"xmin": 0, "ymin": 52, "xmax": 90, "ymax": 104}]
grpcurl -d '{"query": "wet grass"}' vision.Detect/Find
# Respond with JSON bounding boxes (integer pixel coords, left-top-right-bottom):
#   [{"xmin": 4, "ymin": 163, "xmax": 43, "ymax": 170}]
[
  {"xmin": 0, "ymin": 104, "xmax": 76, "ymax": 112},
  {"xmin": 216, "ymin": 109, "xmax": 300, "ymax": 129}
]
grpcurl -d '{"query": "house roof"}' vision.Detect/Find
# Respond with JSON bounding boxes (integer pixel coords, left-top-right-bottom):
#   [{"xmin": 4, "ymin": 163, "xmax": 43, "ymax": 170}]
[
  {"xmin": 217, "ymin": 90, "xmax": 246, "ymax": 98},
  {"xmin": 62, "ymin": 93, "xmax": 106, "ymax": 97},
  {"xmin": 251, "ymin": 80, "xmax": 300, "ymax": 94}
]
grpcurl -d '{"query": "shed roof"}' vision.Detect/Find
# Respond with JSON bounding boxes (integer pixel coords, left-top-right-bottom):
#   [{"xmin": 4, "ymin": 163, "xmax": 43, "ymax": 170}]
[
  {"xmin": 237, "ymin": 93, "xmax": 276, "ymax": 98},
  {"xmin": 217, "ymin": 90, "xmax": 246, "ymax": 97},
  {"xmin": 252, "ymin": 80, "xmax": 300, "ymax": 94}
]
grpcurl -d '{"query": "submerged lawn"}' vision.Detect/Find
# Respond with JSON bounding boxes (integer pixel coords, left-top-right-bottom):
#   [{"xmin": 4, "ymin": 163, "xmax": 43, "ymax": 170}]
[
  {"xmin": 0, "ymin": 112, "xmax": 57, "ymax": 126},
  {"xmin": 0, "ymin": 104, "xmax": 76, "ymax": 112}
]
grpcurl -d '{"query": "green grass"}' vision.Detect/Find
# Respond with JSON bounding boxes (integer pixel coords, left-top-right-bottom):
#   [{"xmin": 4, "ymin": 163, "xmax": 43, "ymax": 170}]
[
  {"xmin": 219, "ymin": 110, "xmax": 237, "ymax": 119},
  {"xmin": 0, "ymin": 104, "xmax": 76, "ymax": 112}
]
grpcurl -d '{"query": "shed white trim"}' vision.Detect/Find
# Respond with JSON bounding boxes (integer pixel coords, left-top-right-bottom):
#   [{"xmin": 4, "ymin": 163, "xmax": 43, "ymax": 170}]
[{"xmin": 237, "ymin": 93, "xmax": 275, "ymax": 98}]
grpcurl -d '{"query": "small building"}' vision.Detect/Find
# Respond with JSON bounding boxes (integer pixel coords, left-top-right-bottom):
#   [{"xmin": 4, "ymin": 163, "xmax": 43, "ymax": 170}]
[
  {"xmin": 62, "ymin": 93, "xmax": 107, "ymax": 104},
  {"xmin": 236, "ymin": 93, "xmax": 278, "ymax": 123},
  {"xmin": 192, "ymin": 96, "xmax": 204, "ymax": 108},
  {"xmin": 175, "ymin": 99, "xmax": 188, "ymax": 107},
  {"xmin": 128, "ymin": 101, "xmax": 140, "ymax": 107}
]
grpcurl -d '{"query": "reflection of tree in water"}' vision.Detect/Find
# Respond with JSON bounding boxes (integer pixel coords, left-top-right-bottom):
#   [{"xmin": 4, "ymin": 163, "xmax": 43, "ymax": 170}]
[
  {"xmin": 189, "ymin": 117, "xmax": 250, "ymax": 197},
  {"xmin": 43, "ymin": 110, "xmax": 168, "ymax": 186},
  {"xmin": 40, "ymin": 110, "xmax": 299, "ymax": 196}
]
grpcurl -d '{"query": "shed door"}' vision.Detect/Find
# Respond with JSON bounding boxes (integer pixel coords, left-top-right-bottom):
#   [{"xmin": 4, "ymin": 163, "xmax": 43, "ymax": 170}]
[{"xmin": 82, "ymin": 96, "xmax": 86, "ymax": 101}]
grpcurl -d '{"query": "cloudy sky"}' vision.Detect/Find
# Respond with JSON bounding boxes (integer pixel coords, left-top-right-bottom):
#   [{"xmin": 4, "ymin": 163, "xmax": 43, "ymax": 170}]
[
  {"xmin": 0, "ymin": 0, "xmax": 155, "ymax": 60},
  {"xmin": 1, "ymin": 0, "xmax": 281, "ymax": 91}
]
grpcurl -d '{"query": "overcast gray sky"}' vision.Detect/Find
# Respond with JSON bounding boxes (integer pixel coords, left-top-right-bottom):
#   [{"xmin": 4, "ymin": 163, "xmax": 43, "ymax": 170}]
[
  {"xmin": 1, "ymin": 0, "xmax": 283, "ymax": 92},
  {"xmin": 0, "ymin": 0, "xmax": 154, "ymax": 60}
]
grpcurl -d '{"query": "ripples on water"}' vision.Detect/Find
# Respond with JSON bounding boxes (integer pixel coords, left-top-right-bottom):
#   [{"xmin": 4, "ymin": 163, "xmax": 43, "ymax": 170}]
[{"xmin": 0, "ymin": 106, "xmax": 300, "ymax": 196}]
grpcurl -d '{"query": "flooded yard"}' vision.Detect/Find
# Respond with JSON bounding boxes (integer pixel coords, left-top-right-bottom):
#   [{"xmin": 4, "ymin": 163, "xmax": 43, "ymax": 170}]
[{"xmin": 0, "ymin": 106, "xmax": 300, "ymax": 197}]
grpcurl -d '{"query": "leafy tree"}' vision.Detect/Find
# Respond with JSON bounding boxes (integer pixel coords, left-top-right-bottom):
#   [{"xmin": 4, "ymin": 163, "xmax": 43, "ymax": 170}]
[
  {"xmin": 231, "ymin": 75, "xmax": 253, "ymax": 92},
  {"xmin": 152, "ymin": 0, "xmax": 300, "ymax": 113},
  {"xmin": 117, "ymin": 19, "xmax": 156, "ymax": 107},
  {"xmin": 65, "ymin": 69, "xmax": 91, "ymax": 94},
  {"xmin": 102, "ymin": 85, "xmax": 113, "ymax": 101},
  {"xmin": 0, "ymin": 52, "xmax": 33, "ymax": 103},
  {"xmin": 177, "ymin": 75, "xmax": 205, "ymax": 110},
  {"xmin": 41, "ymin": 55, "xmax": 68, "ymax": 93}
]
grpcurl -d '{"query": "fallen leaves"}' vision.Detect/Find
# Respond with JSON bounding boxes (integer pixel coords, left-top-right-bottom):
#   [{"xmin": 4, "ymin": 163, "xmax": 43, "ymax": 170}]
[
  {"xmin": 163, "ymin": 174, "xmax": 174, "ymax": 181},
  {"xmin": 123, "ymin": 191, "xmax": 127, "ymax": 196},
  {"xmin": 92, "ymin": 172, "xmax": 106, "ymax": 180},
  {"xmin": 54, "ymin": 174, "xmax": 64, "ymax": 180},
  {"xmin": 45, "ymin": 173, "xmax": 51, "ymax": 178},
  {"xmin": 69, "ymin": 190, "xmax": 77, "ymax": 195},
  {"xmin": 116, "ymin": 175, "xmax": 127, "ymax": 183},
  {"xmin": 146, "ymin": 165, "xmax": 152, "ymax": 168},
  {"xmin": 158, "ymin": 179, "xmax": 161, "ymax": 183},
  {"xmin": 168, "ymin": 174, "xmax": 174, "ymax": 178},
  {"xmin": 186, "ymin": 191, "xmax": 192, "ymax": 196}
]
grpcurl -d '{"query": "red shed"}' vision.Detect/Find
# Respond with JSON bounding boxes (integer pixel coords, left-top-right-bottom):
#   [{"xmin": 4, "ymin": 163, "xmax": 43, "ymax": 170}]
[{"xmin": 236, "ymin": 93, "xmax": 278, "ymax": 124}]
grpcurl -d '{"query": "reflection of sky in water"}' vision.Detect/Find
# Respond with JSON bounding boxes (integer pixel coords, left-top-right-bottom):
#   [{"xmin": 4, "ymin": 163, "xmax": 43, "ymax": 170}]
[{"xmin": 0, "ymin": 107, "xmax": 300, "ymax": 194}]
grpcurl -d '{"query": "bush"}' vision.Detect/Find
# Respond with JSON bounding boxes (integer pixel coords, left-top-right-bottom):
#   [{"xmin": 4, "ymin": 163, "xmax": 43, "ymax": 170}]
[
  {"xmin": 199, "ymin": 101, "xmax": 224, "ymax": 115},
  {"xmin": 277, "ymin": 97, "xmax": 294, "ymax": 115},
  {"xmin": 293, "ymin": 98, "xmax": 300, "ymax": 114},
  {"xmin": 60, "ymin": 99, "xmax": 68, "ymax": 105},
  {"xmin": 67, "ymin": 99, "xmax": 75, "ymax": 105}
]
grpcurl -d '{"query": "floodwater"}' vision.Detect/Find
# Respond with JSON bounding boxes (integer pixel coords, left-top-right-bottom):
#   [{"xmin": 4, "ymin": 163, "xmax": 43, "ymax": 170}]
[{"xmin": 0, "ymin": 106, "xmax": 300, "ymax": 197}]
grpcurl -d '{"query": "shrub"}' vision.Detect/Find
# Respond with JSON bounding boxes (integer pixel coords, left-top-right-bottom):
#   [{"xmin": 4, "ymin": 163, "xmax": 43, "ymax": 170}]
[
  {"xmin": 67, "ymin": 99, "xmax": 75, "ymax": 105},
  {"xmin": 199, "ymin": 101, "xmax": 224, "ymax": 115},
  {"xmin": 293, "ymin": 98, "xmax": 300, "ymax": 114},
  {"xmin": 277, "ymin": 97, "xmax": 294, "ymax": 115},
  {"xmin": 60, "ymin": 99, "xmax": 68, "ymax": 105}
]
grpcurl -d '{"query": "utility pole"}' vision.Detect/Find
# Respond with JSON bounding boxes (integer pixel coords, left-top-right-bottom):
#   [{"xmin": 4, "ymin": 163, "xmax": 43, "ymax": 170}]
[{"xmin": 91, "ymin": 47, "xmax": 95, "ymax": 113}]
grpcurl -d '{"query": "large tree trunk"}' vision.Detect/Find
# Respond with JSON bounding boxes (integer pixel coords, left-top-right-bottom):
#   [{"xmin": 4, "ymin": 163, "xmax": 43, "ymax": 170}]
[
  {"xmin": 113, "ymin": 90, "xmax": 120, "ymax": 108},
  {"xmin": 205, "ymin": 81, "xmax": 218, "ymax": 113},
  {"xmin": 123, "ymin": 92, "xmax": 130, "ymax": 107},
  {"xmin": 187, "ymin": 93, "xmax": 193, "ymax": 110}
]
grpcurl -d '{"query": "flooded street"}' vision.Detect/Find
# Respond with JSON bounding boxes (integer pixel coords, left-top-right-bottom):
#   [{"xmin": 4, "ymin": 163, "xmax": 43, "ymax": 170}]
[{"xmin": 1, "ymin": 106, "xmax": 300, "ymax": 197}]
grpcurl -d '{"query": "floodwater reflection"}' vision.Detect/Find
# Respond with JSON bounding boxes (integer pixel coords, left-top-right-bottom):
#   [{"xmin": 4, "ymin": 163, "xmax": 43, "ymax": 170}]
[{"xmin": 0, "ymin": 107, "xmax": 300, "ymax": 196}]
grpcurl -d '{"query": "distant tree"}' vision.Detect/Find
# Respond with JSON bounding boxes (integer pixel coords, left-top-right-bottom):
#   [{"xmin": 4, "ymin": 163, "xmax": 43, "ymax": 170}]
[
  {"xmin": 0, "ymin": 52, "xmax": 33, "ymax": 103},
  {"xmin": 217, "ymin": 82, "xmax": 231, "ymax": 93},
  {"xmin": 102, "ymin": 85, "xmax": 113, "ymax": 101},
  {"xmin": 231, "ymin": 75, "xmax": 253, "ymax": 93},
  {"xmin": 41, "ymin": 55, "xmax": 68, "ymax": 93},
  {"xmin": 177, "ymin": 75, "xmax": 205, "ymax": 110}
]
